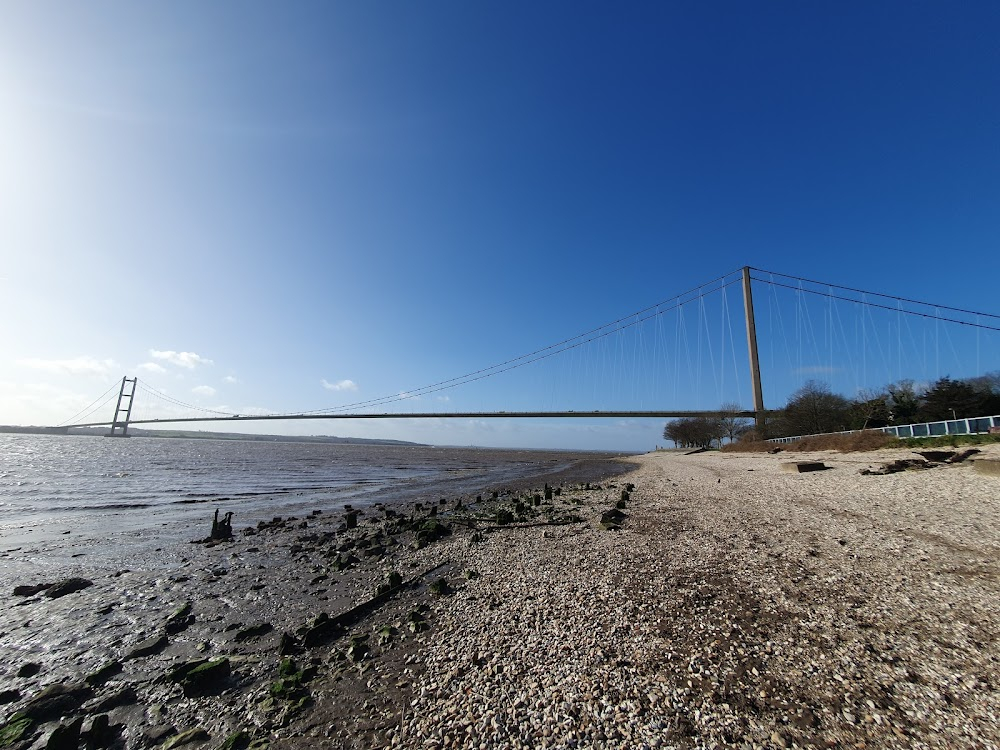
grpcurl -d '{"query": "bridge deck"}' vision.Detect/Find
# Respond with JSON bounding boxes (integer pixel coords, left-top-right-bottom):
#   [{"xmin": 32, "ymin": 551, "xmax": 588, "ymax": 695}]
[{"xmin": 68, "ymin": 410, "xmax": 757, "ymax": 429}]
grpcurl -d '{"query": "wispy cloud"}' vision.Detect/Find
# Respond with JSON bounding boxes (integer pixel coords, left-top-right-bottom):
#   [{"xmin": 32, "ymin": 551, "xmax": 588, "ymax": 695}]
[
  {"xmin": 137, "ymin": 362, "xmax": 166, "ymax": 374},
  {"xmin": 436, "ymin": 395, "xmax": 451, "ymax": 402},
  {"xmin": 17, "ymin": 356, "xmax": 118, "ymax": 376},
  {"xmin": 322, "ymin": 379, "xmax": 358, "ymax": 392},
  {"xmin": 151, "ymin": 350, "xmax": 214, "ymax": 369},
  {"xmin": 223, "ymin": 375, "xmax": 239, "ymax": 384},
  {"xmin": 192, "ymin": 385, "xmax": 217, "ymax": 397}
]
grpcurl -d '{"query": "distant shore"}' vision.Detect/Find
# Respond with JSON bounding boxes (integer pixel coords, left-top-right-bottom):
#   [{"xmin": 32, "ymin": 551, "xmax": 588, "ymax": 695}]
[{"xmin": 3, "ymin": 445, "xmax": 998, "ymax": 749}]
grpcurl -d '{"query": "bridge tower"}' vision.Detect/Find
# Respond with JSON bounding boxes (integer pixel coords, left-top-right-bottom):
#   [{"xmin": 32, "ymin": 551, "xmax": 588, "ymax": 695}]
[
  {"xmin": 742, "ymin": 267, "xmax": 766, "ymax": 429},
  {"xmin": 108, "ymin": 376, "xmax": 137, "ymax": 437}
]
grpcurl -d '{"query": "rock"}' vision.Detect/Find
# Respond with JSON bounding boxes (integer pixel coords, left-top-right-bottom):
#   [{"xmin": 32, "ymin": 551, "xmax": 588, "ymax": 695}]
[
  {"xmin": 12, "ymin": 584, "xmax": 49, "ymax": 597},
  {"xmin": 44, "ymin": 578, "xmax": 93, "ymax": 599},
  {"xmin": 346, "ymin": 635, "xmax": 369, "ymax": 662},
  {"xmin": 861, "ymin": 458, "xmax": 928, "ymax": 475},
  {"xmin": 85, "ymin": 661, "xmax": 122, "ymax": 687},
  {"xmin": 142, "ymin": 726, "xmax": 177, "ymax": 746},
  {"xmin": 233, "ymin": 623, "xmax": 273, "ymax": 642},
  {"xmin": 416, "ymin": 520, "xmax": 451, "ymax": 545},
  {"xmin": 161, "ymin": 727, "xmax": 210, "ymax": 749},
  {"xmin": 216, "ymin": 730, "xmax": 251, "ymax": 750},
  {"xmin": 301, "ymin": 613, "xmax": 340, "ymax": 648},
  {"xmin": 780, "ymin": 461, "xmax": 827, "ymax": 473},
  {"xmin": 0, "ymin": 714, "xmax": 35, "ymax": 748},
  {"xmin": 17, "ymin": 662, "xmax": 41, "ymax": 678},
  {"xmin": 83, "ymin": 685, "xmax": 137, "ymax": 714},
  {"xmin": 429, "ymin": 578, "xmax": 452, "ymax": 596},
  {"xmin": 406, "ymin": 610, "xmax": 428, "ymax": 633},
  {"xmin": 376, "ymin": 571, "xmax": 404, "ymax": 597},
  {"xmin": 21, "ymin": 682, "xmax": 92, "ymax": 722},
  {"xmin": 126, "ymin": 634, "xmax": 169, "ymax": 660},
  {"xmin": 377, "ymin": 625, "xmax": 398, "ymax": 644},
  {"xmin": 270, "ymin": 659, "xmax": 310, "ymax": 701},
  {"xmin": 600, "ymin": 509, "xmax": 627, "ymax": 529},
  {"xmin": 168, "ymin": 658, "xmax": 231, "ymax": 697},
  {"xmin": 278, "ymin": 632, "xmax": 302, "ymax": 656},
  {"xmin": 82, "ymin": 714, "xmax": 121, "ymax": 748},
  {"xmin": 44, "ymin": 716, "xmax": 82, "ymax": 750},
  {"xmin": 165, "ymin": 602, "xmax": 194, "ymax": 635}
]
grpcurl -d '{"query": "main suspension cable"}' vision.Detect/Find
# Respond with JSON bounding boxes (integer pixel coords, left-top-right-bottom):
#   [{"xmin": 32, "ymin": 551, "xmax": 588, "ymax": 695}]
[
  {"xmin": 57, "ymin": 380, "xmax": 122, "ymax": 426},
  {"xmin": 293, "ymin": 273, "xmax": 745, "ymax": 415},
  {"xmin": 753, "ymin": 277, "xmax": 1000, "ymax": 333},
  {"xmin": 750, "ymin": 267, "xmax": 1000, "ymax": 321}
]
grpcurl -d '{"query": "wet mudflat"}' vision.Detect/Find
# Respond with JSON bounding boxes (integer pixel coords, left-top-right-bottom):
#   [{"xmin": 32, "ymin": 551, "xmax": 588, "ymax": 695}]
[{"xmin": 0, "ymin": 452, "xmax": 633, "ymax": 750}]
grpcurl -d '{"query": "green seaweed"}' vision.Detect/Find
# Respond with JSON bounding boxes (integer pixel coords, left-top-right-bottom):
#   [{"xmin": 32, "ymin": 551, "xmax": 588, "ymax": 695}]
[{"xmin": 0, "ymin": 714, "xmax": 34, "ymax": 748}]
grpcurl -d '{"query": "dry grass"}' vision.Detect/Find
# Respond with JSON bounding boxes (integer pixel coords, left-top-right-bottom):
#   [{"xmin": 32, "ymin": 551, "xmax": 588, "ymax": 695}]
[{"xmin": 723, "ymin": 430, "xmax": 899, "ymax": 453}]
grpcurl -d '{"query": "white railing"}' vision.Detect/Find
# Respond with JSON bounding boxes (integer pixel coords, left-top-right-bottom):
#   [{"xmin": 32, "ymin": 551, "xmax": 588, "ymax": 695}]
[{"xmin": 768, "ymin": 414, "xmax": 1000, "ymax": 444}]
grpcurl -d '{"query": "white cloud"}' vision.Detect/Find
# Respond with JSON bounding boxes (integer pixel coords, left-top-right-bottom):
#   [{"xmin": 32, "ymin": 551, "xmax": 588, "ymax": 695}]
[
  {"xmin": 16, "ymin": 356, "xmax": 118, "ymax": 376},
  {"xmin": 150, "ymin": 350, "xmax": 214, "ymax": 369},
  {"xmin": 322, "ymin": 379, "xmax": 358, "ymax": 392},
  {"xmin": 436, "ymin": 395, "xmax": 451, "ymax": 402},
  {"xmin": 223, "ymin": 375, "xmax": 239, "ymax": 384},
  {"xmin": 192, "ymin": 385, "xmax": 217, "ymax": 397},
  {"xmin": 137, "ymin": 362, "xmax": 166, "ymax": 374}
]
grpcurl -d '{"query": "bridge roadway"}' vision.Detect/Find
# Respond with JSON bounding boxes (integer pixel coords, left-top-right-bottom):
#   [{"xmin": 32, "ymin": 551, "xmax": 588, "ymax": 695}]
[{"xmin": 69, "ymin": 410, "xmax": 756, "ymax": 429}]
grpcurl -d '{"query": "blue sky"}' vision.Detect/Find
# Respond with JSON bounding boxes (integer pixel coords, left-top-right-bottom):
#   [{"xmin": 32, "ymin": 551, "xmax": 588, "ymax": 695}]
[{"xmin": 1, "ymin": 2, "xmax": 998, "ymax": 450}]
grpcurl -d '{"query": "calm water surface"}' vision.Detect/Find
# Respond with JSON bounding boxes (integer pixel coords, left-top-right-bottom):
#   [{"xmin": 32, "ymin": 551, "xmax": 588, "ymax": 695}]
[{"xmin": 0, "ymin": 434, "xmax": 631, "ymax": 555}]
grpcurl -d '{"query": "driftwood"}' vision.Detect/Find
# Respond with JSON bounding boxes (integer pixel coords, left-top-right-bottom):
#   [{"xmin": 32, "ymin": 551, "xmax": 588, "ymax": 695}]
[
  {"xmin": 210, "ymin": 509, "xmax": 234, "ymax": 540},
  {"xmin": 301, "ymin": 560, "xmax": 450, "ymax": 647}
]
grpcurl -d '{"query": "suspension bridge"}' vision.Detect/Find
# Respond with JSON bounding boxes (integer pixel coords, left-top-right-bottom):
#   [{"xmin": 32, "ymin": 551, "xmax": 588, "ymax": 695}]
[{"xmin": 55, "ymin": 266, "xmax": 1000, "ymax": 438}]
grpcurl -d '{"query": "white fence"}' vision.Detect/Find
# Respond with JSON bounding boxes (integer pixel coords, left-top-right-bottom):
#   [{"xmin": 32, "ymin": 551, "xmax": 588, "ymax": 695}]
[{"xmin": 768, "ymin": 414, "xmax": 1000, "ymax": 444}]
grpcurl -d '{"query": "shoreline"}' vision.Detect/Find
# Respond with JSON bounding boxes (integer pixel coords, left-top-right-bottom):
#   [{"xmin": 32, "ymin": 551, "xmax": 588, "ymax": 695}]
[
  {"xmin": 0, "ymin": 456, "xmax": 637, "ymax": 750},
  {"xmin": 3, "ymin": 445, "xmax": 1000, "ymax": 748}
]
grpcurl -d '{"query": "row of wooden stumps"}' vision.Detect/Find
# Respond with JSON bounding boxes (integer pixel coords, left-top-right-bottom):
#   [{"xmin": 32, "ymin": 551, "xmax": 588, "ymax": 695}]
[{"xmin": 210, "ymin": 509, "xmax": 234, "ymax": 540}]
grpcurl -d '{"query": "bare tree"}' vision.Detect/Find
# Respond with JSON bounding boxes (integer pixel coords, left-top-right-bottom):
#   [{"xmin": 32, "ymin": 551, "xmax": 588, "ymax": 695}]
[
  {"xmin": 717, "ymin": 402, "xmax": 752, "ymax": 444},
  {"xmin": 663, "ymin": 417, "xmax": 725, "ymax": 448},
  {"xmin": 848, "ymin": 388, "xmax": 891, "ymax": 430}
]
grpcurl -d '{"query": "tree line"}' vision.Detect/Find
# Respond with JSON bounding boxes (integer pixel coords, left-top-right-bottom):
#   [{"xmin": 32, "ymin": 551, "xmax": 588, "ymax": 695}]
[{"xmin": 663, "ymin": 372, "xmax": 1000, "ymax": 448}]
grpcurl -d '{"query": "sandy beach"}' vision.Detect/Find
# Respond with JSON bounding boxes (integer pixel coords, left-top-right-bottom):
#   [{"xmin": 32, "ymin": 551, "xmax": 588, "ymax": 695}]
[{"xmin": 3, "ymin": 445, "xmax": 1000, "ymax": 749}]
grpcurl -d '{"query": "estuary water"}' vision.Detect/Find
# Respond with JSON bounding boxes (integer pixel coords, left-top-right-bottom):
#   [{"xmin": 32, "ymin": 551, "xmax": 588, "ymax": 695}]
[{"xmin": 0, "ymin": 434, "xmax": 633, "ymax": 563}]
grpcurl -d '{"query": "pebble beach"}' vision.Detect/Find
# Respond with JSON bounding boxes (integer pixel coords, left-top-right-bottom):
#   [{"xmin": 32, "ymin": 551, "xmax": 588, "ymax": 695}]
[{"xmin": 3, "ymin": 445, "xmax": 1000, "ymax": 749}]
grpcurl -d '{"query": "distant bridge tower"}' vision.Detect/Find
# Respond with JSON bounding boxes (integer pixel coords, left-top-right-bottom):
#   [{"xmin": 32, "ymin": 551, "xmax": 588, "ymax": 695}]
[{"xmin": 108, "ymin": 377, "xmax": 137, "ymax": 437}]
